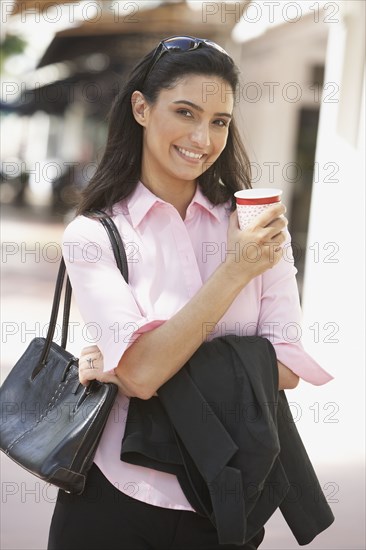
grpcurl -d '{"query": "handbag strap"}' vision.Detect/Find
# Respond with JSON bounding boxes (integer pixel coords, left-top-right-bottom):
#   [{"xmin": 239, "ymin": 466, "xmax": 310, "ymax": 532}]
[
  {"xmin": 93, "ymin": 210, "xmax": 129, "ymax": 282},
  {"xmin": 38, "ymin": 212, "xmax": 128, "ymax": 367}
]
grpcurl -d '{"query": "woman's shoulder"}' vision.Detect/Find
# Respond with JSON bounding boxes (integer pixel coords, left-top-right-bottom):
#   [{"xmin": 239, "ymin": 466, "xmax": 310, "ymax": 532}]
[{"xmin": 62, "ymin": 213, "xmax": 108, "ymax": 243}]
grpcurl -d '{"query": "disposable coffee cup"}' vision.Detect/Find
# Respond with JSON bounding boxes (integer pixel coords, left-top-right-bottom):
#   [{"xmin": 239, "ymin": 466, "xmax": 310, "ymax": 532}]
[{"xmin": 234, "ymin": 188, "xmax": 283, "ymax": 230}]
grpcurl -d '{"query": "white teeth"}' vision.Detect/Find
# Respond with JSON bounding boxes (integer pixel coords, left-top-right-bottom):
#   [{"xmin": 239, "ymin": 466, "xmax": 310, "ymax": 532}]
[{"xmin": 177, "ymin": 147, "xmax": 203, "ymax": 160}]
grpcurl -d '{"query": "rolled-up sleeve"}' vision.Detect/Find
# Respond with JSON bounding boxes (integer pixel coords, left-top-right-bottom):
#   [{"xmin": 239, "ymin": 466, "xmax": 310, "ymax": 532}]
[
  {"xmin": 62, "ymin": 216, "xmax": 166, "ymax": 372},
  {"xmin": 258, "ymin": 233, "xmax": 334, "ymax": 386}
]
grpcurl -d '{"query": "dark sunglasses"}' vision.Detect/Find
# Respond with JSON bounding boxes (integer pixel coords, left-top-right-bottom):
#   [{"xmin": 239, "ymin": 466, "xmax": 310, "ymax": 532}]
[{"xmin": 143, "ymin": 36, "xmax": 231, "ymax": 83}]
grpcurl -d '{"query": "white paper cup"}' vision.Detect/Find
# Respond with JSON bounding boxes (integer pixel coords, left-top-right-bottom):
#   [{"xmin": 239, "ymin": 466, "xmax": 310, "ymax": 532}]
[{"xmin": 234, "ymin": 188, "xmax": 283, "ymax": 230}]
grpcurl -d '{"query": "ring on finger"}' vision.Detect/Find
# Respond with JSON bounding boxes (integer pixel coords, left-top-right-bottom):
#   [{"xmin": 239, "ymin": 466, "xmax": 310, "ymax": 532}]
[{"xmin": 86, "ymin": 357, "xmax": 97, "ymax": 370}]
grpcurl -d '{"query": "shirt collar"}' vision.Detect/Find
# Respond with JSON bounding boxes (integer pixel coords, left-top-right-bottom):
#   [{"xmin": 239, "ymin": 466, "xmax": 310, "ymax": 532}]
[
  {"xmin": 125, "ymin": 180, "xmax": 226, "ymax": 228},
  {"xmin": 125, "ymin": 180, "xmax": 164, "ymax": 228},
  {"xmin": 190, "ymin": 184, "xmax": 225, "ymax": 223}
]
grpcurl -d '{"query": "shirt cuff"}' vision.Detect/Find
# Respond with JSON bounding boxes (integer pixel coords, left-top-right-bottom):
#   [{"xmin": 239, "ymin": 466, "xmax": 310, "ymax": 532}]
[
  {"xmin": 101, "ymin": 319, "xmax": 167, "ymax": 373},
  {"xmin": 273, "ymin": 342, "xmax": 334, "ymax": 386}
]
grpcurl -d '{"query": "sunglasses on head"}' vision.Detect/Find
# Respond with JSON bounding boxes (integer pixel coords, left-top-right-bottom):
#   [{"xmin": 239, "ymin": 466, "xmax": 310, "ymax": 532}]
[{"xmin": 143, "ymin": 36, "xmax": 231, "ymax": 84}]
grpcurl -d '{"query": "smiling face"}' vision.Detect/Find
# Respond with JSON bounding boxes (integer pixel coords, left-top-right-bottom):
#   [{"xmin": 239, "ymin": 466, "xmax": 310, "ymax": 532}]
[{"xmin": 131, "ymin": 74, "xmax": 234, "ymax": 196}]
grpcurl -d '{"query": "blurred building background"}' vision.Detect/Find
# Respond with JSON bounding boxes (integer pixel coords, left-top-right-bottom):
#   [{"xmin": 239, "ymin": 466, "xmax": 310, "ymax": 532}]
[{"xmin": 1, "ymin": 1, "xmax": 365, "ymax": 549}]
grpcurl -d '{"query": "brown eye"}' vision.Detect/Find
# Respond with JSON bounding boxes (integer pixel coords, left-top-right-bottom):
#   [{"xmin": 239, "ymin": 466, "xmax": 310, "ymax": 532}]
[
  {"xmin": 213, "ymin": 119, "xmax": 228, "ymax": 127},
  {"xmin": 177, "ymin": 109, "xmax": 193, "ymax": 118}
]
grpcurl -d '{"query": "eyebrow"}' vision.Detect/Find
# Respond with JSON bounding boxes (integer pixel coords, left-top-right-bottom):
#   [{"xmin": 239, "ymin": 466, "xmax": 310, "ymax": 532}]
[{"xmin": 172, "ymin": 100, "xmax": 233, "ymax": 119}]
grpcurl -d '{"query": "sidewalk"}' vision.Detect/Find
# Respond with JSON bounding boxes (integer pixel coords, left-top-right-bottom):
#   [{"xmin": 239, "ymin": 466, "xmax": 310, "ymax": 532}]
[{"xmin": 1, "ymin": 205, "xmax": 83, "ymax": 375}]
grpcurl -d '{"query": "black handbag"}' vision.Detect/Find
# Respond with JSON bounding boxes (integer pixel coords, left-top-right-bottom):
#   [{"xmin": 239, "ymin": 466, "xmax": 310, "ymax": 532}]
[{"xmin": 0, "ymin": 212, "xmax": 128, "ymax": 495}]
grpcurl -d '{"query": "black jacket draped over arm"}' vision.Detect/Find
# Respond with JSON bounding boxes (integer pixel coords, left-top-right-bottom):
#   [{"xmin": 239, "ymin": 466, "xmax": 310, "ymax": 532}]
[{"xmin": 120, "ymin": 335, "xmax": 334, "ymax": 546}]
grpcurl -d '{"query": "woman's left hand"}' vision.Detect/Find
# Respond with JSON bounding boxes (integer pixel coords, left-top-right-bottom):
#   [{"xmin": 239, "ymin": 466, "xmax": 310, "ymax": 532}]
[{"xmin": 78, "ymin": 345, "xmax": 129, "ymax": 393}]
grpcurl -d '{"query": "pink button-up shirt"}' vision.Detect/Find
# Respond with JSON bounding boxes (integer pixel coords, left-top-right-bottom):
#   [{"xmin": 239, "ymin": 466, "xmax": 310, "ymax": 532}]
[{"xmin": 62, "ymin": 180, "xmax": 333, "ymax": 511}]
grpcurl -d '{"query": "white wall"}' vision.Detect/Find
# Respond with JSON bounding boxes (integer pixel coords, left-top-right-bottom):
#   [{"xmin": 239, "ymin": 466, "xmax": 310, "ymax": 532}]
[
  {"xmin": 230, "ymin": 5, "xmax": 365, "ymax": 547},
  {"xmin": 232, "ymin": 13, "xmax": 329, "ymax": 219},
  {"xmin": 300, "ymin": 0, "xmax": 365, "ymax": 465},
  {"xmin": 231, "ymin": 1, "xmax": 365, "ymax": 467}
]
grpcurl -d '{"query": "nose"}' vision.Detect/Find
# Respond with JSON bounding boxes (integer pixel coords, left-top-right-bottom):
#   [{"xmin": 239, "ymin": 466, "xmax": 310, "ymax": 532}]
[{"xmin": 190, "ymin": 122, "xmax": 210, "ymax": 149}]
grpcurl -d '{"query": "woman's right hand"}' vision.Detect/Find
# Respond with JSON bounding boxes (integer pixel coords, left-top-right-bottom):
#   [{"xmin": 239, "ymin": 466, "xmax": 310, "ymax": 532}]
[{"xmin": 224, "ymin": 203, "xmax": 288, "ymax": 285}]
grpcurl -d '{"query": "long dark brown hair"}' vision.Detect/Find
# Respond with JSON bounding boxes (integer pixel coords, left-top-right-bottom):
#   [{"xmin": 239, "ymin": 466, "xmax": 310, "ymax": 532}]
[{"xmin": 77, "ymin": 41, "xmax": 252, "ymax": 216}]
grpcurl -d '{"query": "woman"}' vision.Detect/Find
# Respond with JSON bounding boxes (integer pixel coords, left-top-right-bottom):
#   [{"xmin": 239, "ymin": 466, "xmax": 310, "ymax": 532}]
[{"xmin": 48, "ymin": 36, "xmax": 333, "ymax": 550}]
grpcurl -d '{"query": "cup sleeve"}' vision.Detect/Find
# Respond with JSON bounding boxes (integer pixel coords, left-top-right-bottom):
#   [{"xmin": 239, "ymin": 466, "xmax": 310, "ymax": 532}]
[{"xmin": 62, "ymin": 216, "xmax": 166, "ymax": 373}]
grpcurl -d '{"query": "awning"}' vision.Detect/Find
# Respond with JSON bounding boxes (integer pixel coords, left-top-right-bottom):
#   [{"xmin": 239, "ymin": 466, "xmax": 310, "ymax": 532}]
[
  {"xmin": 1, "ymin": 64, "xmax": 125, "ymax": 115},
  {"xmin": 37, "ymin": 1, "xmax": 236, "ymax": 68},
  {"xmin": 4, "ymin": 1, "xmax": 246, "ymax": 116}
]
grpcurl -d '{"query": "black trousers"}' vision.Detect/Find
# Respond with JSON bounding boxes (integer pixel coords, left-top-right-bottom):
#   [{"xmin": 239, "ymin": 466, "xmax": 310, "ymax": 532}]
[{"xmin": 48, "ymin": 464, "xmax": 265, "ymax": 550}]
